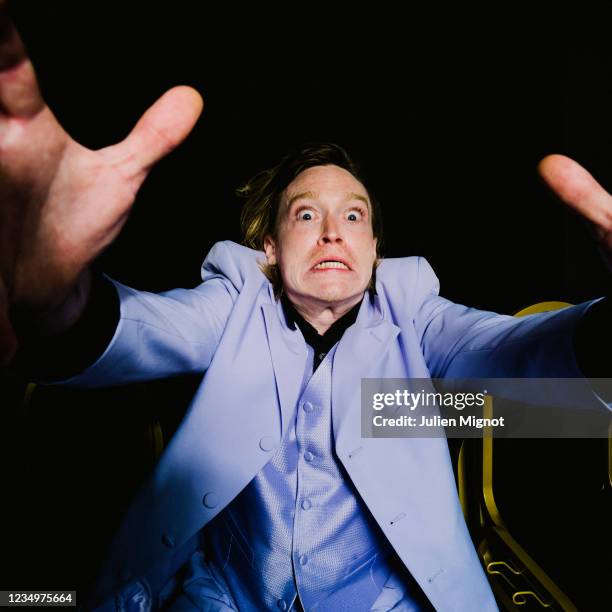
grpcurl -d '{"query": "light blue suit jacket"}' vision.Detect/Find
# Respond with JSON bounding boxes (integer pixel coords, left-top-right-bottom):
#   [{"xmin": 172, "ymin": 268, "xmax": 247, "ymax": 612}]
[{"xmin": 57, "ymin": 241, "xmax": 601, "ymax": 611}]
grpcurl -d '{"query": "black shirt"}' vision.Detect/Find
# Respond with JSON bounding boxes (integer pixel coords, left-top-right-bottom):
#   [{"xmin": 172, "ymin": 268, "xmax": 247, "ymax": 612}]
[{"xmin": 280, "ymin": 293, "xmax": 362, "ymax": 372}]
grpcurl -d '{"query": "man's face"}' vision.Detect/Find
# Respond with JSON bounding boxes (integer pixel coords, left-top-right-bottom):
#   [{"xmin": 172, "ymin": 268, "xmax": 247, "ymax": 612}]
[{"xmin": 264, "ymin": 164, "xmax": 378, "ymax": 311}]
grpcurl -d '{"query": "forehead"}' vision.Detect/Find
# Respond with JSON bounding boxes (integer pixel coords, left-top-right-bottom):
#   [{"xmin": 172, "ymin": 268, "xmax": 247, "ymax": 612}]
[{"xmin": 283, "ymin": 164, "xmax": 368, "ymax": 201}]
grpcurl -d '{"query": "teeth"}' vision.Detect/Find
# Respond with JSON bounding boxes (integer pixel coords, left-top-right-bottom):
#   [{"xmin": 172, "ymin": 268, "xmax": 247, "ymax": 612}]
[{"xmin": 314, "ymin": 261, "xmax": 349, "ymax": 270}]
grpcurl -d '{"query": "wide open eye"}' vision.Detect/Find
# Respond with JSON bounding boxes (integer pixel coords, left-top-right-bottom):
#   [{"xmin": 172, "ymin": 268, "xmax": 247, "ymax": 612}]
[
  {"xmin": 346, "ymin": 209, "xmax": 364, "ymax": 222},
  {"xmin": 297, "ymin": 208, "xmax": 314, "ymax": 221}
]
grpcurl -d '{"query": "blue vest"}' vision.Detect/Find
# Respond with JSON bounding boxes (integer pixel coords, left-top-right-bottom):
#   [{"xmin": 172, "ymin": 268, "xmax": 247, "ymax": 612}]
[{"xmin": 202, "ymin": 342, "xmax": 397, "ymax": 610}]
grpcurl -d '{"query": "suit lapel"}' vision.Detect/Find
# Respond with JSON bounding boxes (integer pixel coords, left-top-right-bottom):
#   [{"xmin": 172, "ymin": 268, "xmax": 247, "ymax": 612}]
[
  {"xmin": 262, "ymin": 290, "xmax": 400, "ymax": 449},
  {"xmin": 262, "ymin": 301, "xmax": 308, "ymax": 436},
  {"xmin": 332, "ymin": 292, "xmax": 401, "ymax": 454}
]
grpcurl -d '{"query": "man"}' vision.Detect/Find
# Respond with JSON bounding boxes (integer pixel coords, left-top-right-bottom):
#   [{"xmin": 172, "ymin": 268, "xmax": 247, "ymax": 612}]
[{"xmin": 1, "ymin": 5, "xmax": 610, "ymax": 611}]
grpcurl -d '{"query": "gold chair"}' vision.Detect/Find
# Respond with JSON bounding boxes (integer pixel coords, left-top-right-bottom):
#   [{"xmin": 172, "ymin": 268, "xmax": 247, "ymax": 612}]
[{"xmin": 456, "ymin": 301, "xmax": 611, "ymax": 611}]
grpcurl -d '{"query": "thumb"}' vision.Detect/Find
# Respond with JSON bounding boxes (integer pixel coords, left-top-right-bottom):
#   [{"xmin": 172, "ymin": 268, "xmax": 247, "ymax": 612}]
[
  {"xmin": 538, "ymin": 154, "xmax": 612, "ymax": 232},
  {"xmin": 111, "ymin": 85, "xmax": 204, "ymax": 179}
]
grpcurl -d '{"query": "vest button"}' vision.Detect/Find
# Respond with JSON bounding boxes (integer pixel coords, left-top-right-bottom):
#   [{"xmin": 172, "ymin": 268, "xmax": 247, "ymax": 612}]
[
  {"xmin": 304, "ymin": 451, "xmax": 314, "ymax": 462},
  {"xmin": 299, "ymin": 554, "xmax": 309, "ymax": 566},
  {"xmin": 202, "ymin": 492, "xmax": 219, "ymax": 508},
  {"xmin": 162, "ymin": 533, "xmax": 175, "ymax": 548},
  {"xmin": 301, "ymin": 499, "xmax": 312, "ymax": 511},
  {"xmin": 259, "ymin": 436, "xmax": 277, "ymax": 452},
  {"xmin": 277, "ymin": 599, "xmax": 287, "ymax": 610},
  {"xmin": 303, "ymin": 401, "xmax": 314, "ymax": 413}
]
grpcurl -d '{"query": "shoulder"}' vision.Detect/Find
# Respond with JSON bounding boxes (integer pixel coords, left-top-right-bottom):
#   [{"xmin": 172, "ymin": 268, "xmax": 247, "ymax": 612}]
[
  {"xmin": 199, "ymin": 240, "xmax": 268, "ymax": 293},
  {"xmin": 375, "ymin": 255, "xmax": 441, "ymax": 311}
]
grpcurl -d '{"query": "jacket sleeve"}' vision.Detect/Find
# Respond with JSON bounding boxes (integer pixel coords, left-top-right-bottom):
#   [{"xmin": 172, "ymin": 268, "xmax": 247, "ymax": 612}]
[
  {"xmin": 37, "ymin": 246, "xmax": 242, "ymax": 389},
  {"xmin": 412, "ymin": 257, "xmax": 603, "ymax": 380},
  {"xmin": 51, "ymin": 276, "xmax": 238, "ymax": 388}
]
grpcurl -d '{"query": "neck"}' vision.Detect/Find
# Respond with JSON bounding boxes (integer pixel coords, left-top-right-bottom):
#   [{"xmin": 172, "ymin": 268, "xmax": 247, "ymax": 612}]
[{"xmin": 285, "ymin": 293, "xmax": 364, "ymax": 335}]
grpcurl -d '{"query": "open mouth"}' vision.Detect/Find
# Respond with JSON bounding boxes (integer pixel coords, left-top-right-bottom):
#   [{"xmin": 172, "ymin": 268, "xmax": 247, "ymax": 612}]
[{"xmin": 312, "ymin": 260, "xmax": 350, "ymax": 270}]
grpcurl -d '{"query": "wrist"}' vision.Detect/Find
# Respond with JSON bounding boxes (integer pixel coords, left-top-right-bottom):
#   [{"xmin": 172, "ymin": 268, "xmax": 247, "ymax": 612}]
[{"xmin": 12, "ymin": 269, "xmax": 93, "ymax": 338}]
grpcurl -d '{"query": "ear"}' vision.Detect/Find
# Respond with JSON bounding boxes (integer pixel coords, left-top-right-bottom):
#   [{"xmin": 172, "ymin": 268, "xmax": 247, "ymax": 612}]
[{"xmin": 263, "ymin": 235, "xmax": 277, "ymax": 265}]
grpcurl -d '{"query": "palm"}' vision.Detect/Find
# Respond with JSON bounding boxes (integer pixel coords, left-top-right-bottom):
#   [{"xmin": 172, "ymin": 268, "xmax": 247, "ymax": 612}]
[
  {"xmin": 0, "ymin": 4, "xmax": 203, "ymax": 363},
  {"xmin": 3, "ymin": 113, "xmax": 127, "ymax": 306}
]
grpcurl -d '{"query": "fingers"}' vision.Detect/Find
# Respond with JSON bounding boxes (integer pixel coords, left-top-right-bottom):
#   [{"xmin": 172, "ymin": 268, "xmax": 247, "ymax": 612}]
[
  {"xmin": 107, "ymin": 86, "xmax": 204, "ymax": 181},
  {"xmin": 0, "ymin": 0, "xmax": 44, "ymax": 117},
  {"xmin": 538, "ymin": 154, "xmax": 612, "ymax": 234}
]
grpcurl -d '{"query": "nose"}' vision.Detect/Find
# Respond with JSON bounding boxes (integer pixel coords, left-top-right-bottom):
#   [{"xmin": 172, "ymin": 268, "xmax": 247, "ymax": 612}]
[{"xmin": 318, "ymin": 214, "xmax": 343, "ymax": 245}]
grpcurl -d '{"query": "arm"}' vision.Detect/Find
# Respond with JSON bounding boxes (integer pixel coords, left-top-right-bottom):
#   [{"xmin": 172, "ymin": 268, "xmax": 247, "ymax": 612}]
[
  {"xmin": 6, "ymin": 243, "xmax": 242, "ymax": 387},
  {"xmin": 0, "ymin": 3, "xmax": 204, "ymax": 366},
  {"xmin": 7, "ymin": 270, "xmax": 120, "ymax": 382},
  {"xmin": 412, "ymin": 258, "xmax": 612, "ymax": 416},
  {"xmin": 53, "ymin": 272, "xmax": 238, "ymax": 388},
  {"xmin": 413, "ymin": 257, "xmax": 600, "ymax": 379}
]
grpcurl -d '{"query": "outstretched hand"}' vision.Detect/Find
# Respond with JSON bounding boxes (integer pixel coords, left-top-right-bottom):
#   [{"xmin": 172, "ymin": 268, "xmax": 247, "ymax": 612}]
[
  {"xmin": 0, "ymin": 2, "xmax": 203, "ymax": 365},
  {"xmin": 539, "ymin": 154, "xmax": 612, "ymax": 271}
]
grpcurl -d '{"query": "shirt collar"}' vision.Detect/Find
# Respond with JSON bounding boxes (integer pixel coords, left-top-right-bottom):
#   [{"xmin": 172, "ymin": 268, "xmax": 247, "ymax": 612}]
[{"xmin": 280, "ymin": 293, "xmax": 363, "ymax": 352}]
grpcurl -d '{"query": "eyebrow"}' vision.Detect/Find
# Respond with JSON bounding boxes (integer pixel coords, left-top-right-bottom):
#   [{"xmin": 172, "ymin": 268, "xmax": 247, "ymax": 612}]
[{"xmin": 286, "ymin": 191, "xmax": 370, "ymax": 209}]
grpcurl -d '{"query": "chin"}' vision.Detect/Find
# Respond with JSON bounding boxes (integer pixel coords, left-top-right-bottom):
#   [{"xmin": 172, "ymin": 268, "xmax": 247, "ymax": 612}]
[
  {"xmin": 315, "ymin": 292, "xmax": 350, "ymax": 304},
  {"xmin": 307, "ymin": 283, "xmax": 361, "ymax": 304}
]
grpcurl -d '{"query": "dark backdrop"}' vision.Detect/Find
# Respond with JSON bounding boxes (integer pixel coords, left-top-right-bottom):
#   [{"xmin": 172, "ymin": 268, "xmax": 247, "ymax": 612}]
[
  {"xmin": 10, "ymin": 1, "xmax": 612, "ymax": 309},
  {"xmin": 1, "ymin": 1, "xmax": 611, "ymax": 609}
]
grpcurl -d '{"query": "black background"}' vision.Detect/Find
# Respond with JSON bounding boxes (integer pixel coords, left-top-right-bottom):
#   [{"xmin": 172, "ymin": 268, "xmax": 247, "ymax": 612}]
[
  {"xmin": 10, "ymin": 1, "xmax": 612, "ymax": 309},
  {"xmin": 1, "ymin": 1, "xmax": 611, "ymax": 609}
]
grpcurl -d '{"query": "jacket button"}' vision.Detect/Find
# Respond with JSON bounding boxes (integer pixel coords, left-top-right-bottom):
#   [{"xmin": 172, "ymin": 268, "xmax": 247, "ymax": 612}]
[
  {"xmin": 202, "ymin": 492, "xmax": 219, "ymax": 508},
  {"xmin": 303, "ymin": 401, "xmax": 314, "ymax": 413},
  {"xmin": 162, "ymin": 533, "xmax": 175, "ymax": 548},
  {"xmin": 277, "ymin": 599, "xmax": 287, "ymax": 610},
  {"xmin": 304, "ymin": 451, "xmax": 314, "ymax": 462},
  {"xmin": 259, "ymin": 436, "xmax": 277, "ymax": 452},
  {"xmin": 301, "ymin": 499, "xmax": 312, "ymax": 511}
]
